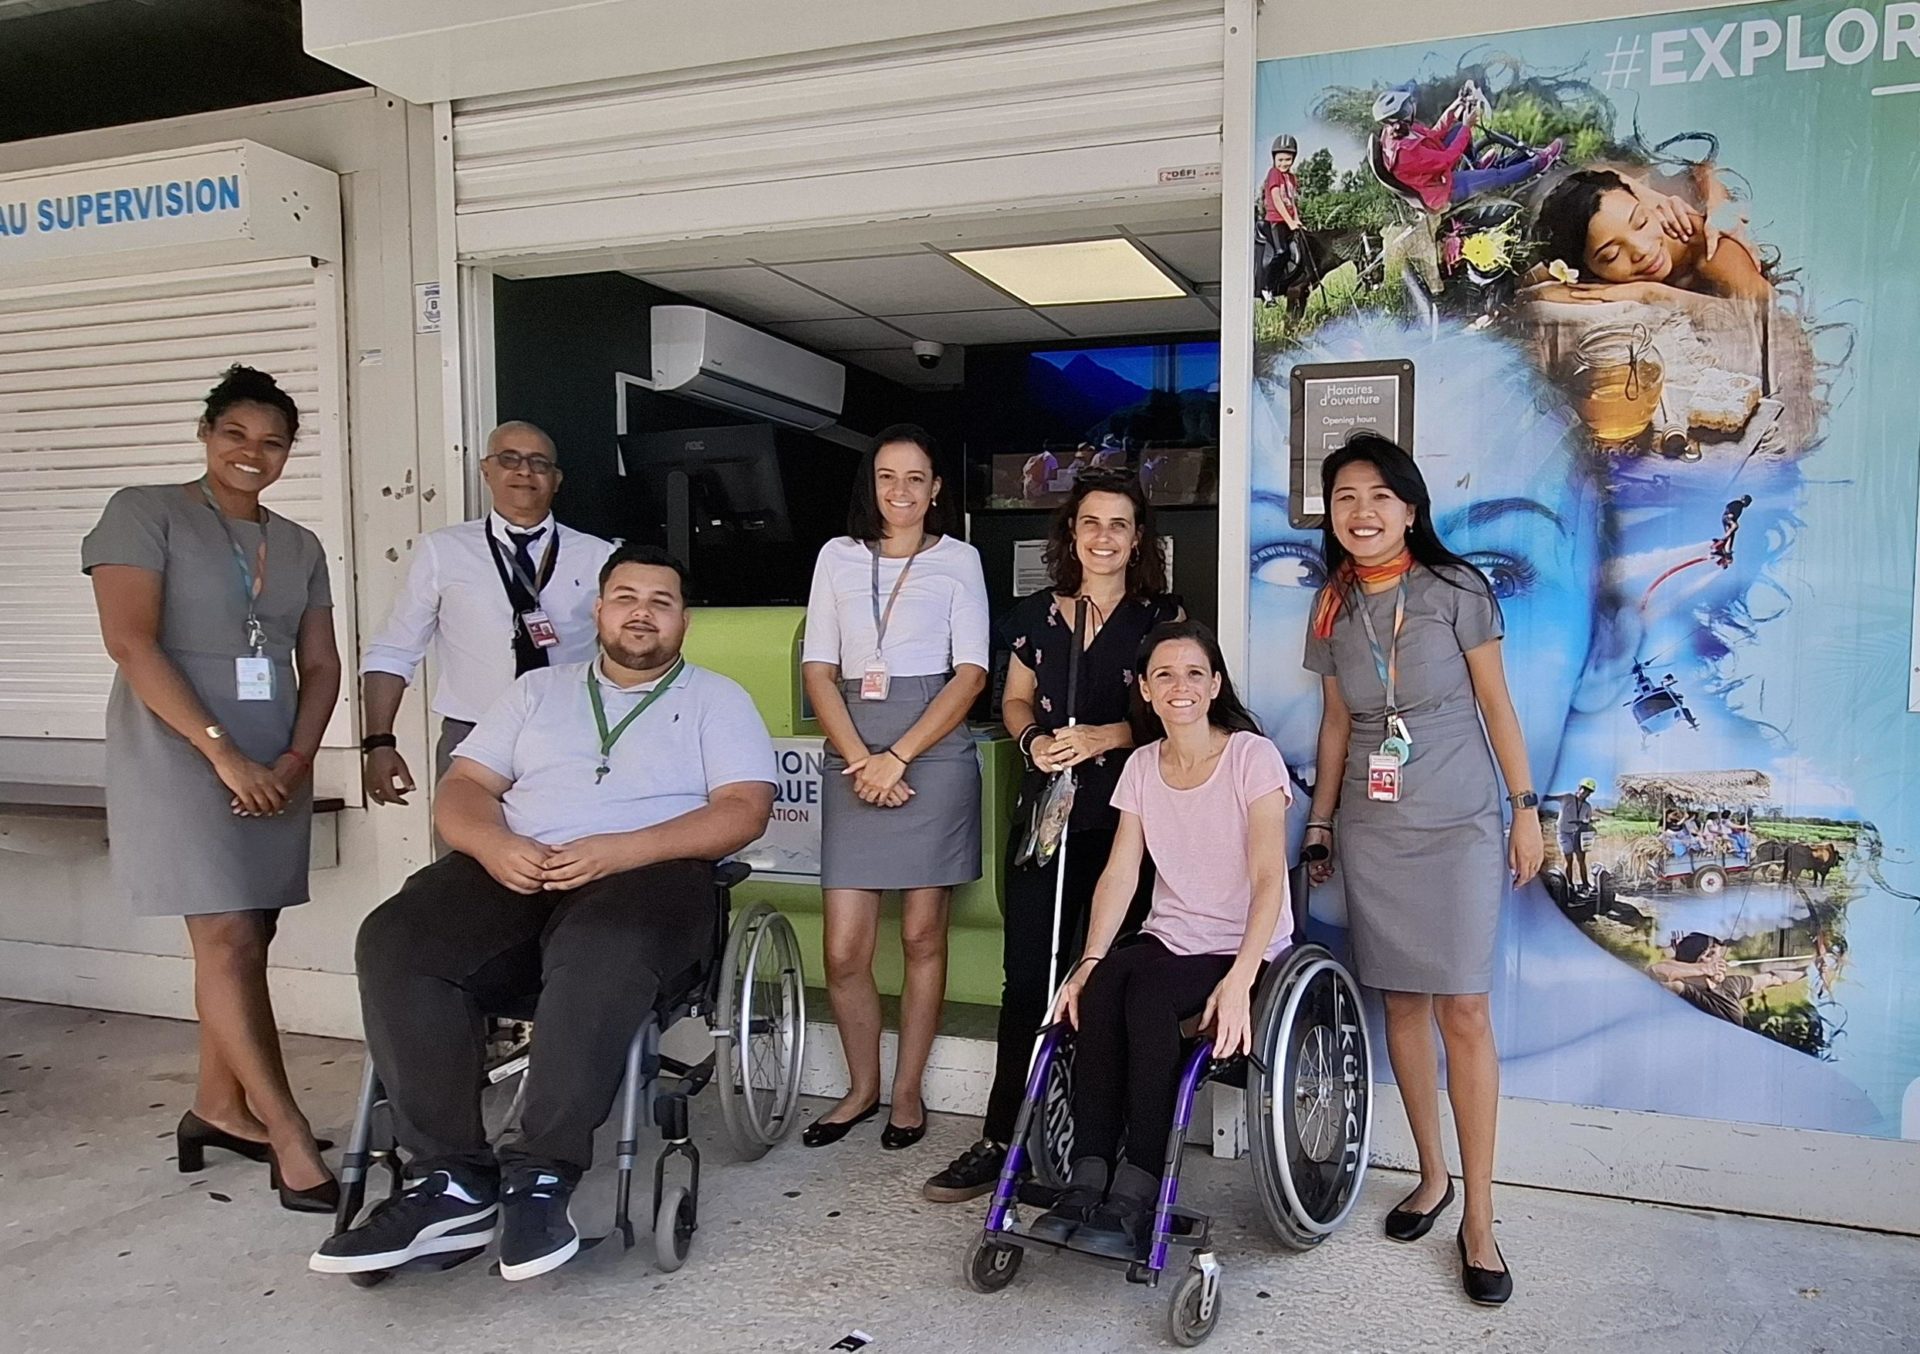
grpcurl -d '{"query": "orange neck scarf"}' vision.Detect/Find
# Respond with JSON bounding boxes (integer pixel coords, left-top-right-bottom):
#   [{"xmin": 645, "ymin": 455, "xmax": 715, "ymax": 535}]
[{"xmin": 1311, "ymin": 550, "xmax": 1415, "ymax": 640}]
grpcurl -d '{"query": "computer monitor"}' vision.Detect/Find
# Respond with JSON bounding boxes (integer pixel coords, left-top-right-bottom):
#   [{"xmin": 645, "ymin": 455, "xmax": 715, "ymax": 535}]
[{"xmin": 620, "ymin": 422, "xmax": 854, "ymax": 606}]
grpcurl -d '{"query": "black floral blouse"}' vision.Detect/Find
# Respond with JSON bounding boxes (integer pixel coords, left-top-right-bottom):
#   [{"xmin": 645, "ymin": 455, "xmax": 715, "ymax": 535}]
[{"xmin": 1006, "ymin": 588, "xmax": 1181, "ymax": 832}]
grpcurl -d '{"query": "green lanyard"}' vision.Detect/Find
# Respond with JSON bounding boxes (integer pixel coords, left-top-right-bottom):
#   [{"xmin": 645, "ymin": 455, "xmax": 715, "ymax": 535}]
[{"xmin": 586, "ymin": 655, "xmax": 685, "ymax": 784}]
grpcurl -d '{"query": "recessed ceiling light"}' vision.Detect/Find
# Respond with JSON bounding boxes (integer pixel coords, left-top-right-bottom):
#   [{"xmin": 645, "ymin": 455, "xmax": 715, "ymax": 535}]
[{"xmin": 949, "ymin": 238, "xmax": 1186, "ymax": 306}]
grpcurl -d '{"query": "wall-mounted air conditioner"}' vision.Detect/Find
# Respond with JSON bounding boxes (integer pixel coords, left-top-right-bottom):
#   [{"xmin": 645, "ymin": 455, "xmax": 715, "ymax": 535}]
[{"xmin": 650, "ymin": 304, "xmax": 846, "ymax": 431}]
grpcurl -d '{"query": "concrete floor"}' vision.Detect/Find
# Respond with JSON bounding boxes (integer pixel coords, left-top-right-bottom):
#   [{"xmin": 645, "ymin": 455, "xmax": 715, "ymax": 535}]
[{"xmin": 3, "ymin": 1000, "xmax": 1915, "ymax": 1354}]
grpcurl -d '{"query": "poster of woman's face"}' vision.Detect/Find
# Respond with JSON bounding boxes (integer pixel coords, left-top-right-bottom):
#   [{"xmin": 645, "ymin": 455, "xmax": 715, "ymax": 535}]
[{"xmin": 1250, "ymin": 0, "xmax": 1920, "ymax": 1142}]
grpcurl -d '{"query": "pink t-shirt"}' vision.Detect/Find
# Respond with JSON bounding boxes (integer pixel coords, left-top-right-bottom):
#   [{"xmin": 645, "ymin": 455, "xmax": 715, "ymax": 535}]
[{"xmin": 1111, "ymin": 730, "xmax": 1295, "ymax": 960}]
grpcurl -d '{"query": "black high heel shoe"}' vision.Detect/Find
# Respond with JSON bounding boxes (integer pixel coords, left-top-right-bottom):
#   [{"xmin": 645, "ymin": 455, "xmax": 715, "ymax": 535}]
[
  {"xmin": 880, "ymin": 1117, "xmax": 927, "ymax": 1151},
  {"xmin": 1457, "ymin": 1227, "xmax": 1513, "ymax": 1306},
  {"xmin": 269, "ymin": 1152, "xmax": 341, "ymax": 1214},
  {"xmin": 801, "ymin": 1101, "xmax": 879, "ymax": 1148},
  {"xmin": 175, "ymin": 1111, "xmax": 333, "ymax": 1173},
  {"xmin": 1383, "ymin": 1177, "xmax": 1455, "ymax": 1242}
]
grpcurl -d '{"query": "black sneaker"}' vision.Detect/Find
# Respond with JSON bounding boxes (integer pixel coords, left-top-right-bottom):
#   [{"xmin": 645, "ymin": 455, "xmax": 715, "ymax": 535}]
[
  {"xmin": 308, "ymin": 1169, "xmax": 498, "ymax": 1275},
  {"xmin": 923, "ymin": 1139, "xmax": 1007, "ymax": 1203},
  {"xmin": 497, "ymin": 1167, "xmax": 580, "ymax": 1281}
]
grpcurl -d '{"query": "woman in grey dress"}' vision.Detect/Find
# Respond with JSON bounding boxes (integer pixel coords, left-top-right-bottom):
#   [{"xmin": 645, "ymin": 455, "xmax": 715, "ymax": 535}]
[
  {"xmin": 801, "ymin": 425, "xmax": 990, "ymax": 1151},
  {"xmin": 1301, "ymin": 434, "xmax": 1542, "ymax": 1305},
  {"xmin": 83, "ymin": 366, "xmax": 342, "ymax": 1210}
]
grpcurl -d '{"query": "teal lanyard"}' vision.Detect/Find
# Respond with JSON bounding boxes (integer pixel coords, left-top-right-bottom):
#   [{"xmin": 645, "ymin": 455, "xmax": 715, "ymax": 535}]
[
  {"xmin": 199, "ymin": 478, "xmax": 268, "ymax": 653},
  {"xmin": 586, "ymin": 656, "xmax": 685, "ymax": 784},
  {"xmin": 1355, "ymin": 576, "xmax": 1407, "ymax": 719}
]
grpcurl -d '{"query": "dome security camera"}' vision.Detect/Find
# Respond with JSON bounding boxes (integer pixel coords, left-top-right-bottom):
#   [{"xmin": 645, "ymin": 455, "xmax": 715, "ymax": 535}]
[{"xmin": 912, "ymin": 340, "xmax": 946, "ymax": 370}]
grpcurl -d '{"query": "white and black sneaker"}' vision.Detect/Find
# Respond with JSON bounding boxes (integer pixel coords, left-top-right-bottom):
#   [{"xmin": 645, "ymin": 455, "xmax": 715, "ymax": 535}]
[
  {"xmin": 497, "ymin": 1167, "xmax": 580, "ymax": 1281},
  {"xmin": 308, "ymin": 1169, "xmax": 499, "ymax": 1275}
]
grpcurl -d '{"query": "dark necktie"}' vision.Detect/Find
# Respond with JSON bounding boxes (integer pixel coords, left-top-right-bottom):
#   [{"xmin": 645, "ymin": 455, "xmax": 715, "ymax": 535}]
[{"xmin": 505, "ymin": 527, "xmax": 549, "ymax": 676}]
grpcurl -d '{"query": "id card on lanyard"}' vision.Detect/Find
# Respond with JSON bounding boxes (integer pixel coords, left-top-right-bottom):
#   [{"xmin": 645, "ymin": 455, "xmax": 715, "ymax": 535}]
[
  {"xmin": 862, "ymin": 536, "xmax": 923, "ymax": 701},
  {"xmin": 486, "ymin": 522, "xmax": 562, "ymax": 649},
  {"xmin": 201, "ymin": 481, "xmax": 274, "ymax": 701},
  {"xmin": 1357, "ymin": 577, "xmax": 1413, "ymax": 801}
]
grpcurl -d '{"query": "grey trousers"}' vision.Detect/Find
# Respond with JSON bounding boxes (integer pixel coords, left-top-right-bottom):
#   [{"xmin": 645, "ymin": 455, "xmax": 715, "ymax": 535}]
[{"xmin": 432, "ymin": 718, "xmax": 476, "ymax": 858}]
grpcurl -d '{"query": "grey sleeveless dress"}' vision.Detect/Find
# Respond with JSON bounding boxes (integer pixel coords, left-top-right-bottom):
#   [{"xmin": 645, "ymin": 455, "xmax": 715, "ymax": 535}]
[
  {"xmin": 82, "ymin": 484, "xmax": 333, "ymax": 916},
  {"xmin": 1304, "ymin": 564, "xmax": 1507, "ymax": 994}
]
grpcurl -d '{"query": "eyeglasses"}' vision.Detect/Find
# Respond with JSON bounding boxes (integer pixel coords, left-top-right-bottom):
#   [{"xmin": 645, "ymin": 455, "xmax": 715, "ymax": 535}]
[{"xmin": 488, "ymin": 450, "xmax": 558, "ymax": 476}]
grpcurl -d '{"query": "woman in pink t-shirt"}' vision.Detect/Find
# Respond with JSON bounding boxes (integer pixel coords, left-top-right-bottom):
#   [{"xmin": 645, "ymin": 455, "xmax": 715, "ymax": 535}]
[{"xmin": 1032, "ymin": 620, "xmax": 1293, "ymax": 1258}]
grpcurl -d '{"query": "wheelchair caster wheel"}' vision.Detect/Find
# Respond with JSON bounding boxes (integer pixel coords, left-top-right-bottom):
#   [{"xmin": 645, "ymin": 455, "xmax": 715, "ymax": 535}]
[
  {"xmin": 654, "ymin": 1184, "xmax": 696, "ymax": 1273},
  {"xmin": 1166, "ymin": 1264, "xmax": 1219, "ymax": 1346},
  {"xmin": 348, "ymin": 1270, "xmax": 390, "ymax": 1289},
  {"xmin": 963, "ymin": 1233, "xmax": 1023, "ymax": 1293}
]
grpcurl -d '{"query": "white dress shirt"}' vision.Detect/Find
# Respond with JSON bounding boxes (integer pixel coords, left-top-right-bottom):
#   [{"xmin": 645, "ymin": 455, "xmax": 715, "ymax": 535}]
[
  {"xmin": 454, "ymin": 659, "xmax": 776, "ymax": 844},
  {"xmin": 360, "ymin": 511, "xmax": 617, "ymax": 723},
  {"xmin": 801, "ymin": 534, "xmax": 991, "ymax": 677}
]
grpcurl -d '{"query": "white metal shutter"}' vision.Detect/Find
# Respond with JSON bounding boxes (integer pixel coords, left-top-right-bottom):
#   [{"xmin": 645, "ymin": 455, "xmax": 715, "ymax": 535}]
[
  {"xmin": 449, "ymin": 0, "xmax": 1225, "ymax": 262},
  {"xmin": 0, "ymin": 257, "xmax": 353, "ymax": 742}
]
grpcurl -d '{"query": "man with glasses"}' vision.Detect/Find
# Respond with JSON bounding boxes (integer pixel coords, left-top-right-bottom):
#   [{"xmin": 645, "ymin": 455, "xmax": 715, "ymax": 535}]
[{"xmin": 360, "ymin": 422, "xmax": 616, "ymax": 802}]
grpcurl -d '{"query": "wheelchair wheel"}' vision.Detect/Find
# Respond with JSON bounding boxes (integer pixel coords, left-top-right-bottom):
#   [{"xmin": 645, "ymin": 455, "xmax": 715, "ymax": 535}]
[
  {"xmin": 1021, "ymin": 1035, "xmax": 1075, "ymax": 1190},
  {"xmin": 1247, "ymin": 945, "xmax": 1373, "ymax": 1250},
  {"xmin": 654, "ymin": 1184, "xmax": 696, "ymax": 1272},
  {"xmin": 714, "ymin": 902, "xmax": 808, "ymax": 1159},
  {"xmin": 1165, "ymin": 1265, "xmax": 1219, "ymax": 1346},
  {"xmin": 962, "ymin": 1233, "xmax": 1023, "ymax": 1293}
]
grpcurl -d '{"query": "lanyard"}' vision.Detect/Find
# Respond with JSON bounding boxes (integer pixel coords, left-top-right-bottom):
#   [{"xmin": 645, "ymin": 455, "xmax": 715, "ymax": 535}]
[
  {"xmin": 869, "ymin": 534, "xmax": 925, "ymax": 655},
  {"xmin": 199, "ymin": 479, "xmax": 268, "ymax": 653},
  {"xmin": 586, "ymin": 655, "xmax": 684, "ymax": 783},
  {"xmin": 1354, "ymin": 576, "xmax": 1407, "ymax": 717},
  {"xmin": 485, "ymin": 520, "xmax": 559, "ymax": 605}
]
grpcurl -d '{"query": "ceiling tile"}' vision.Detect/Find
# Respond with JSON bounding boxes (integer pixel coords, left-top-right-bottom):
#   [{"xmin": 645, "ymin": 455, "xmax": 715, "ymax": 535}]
[
  {"xmin": 843, "ymin": 346, "xmax": 967, "ymax": 389},
  {"xmin": 627, "ymin": 267, "xmax": 854, "ymax": 322},
  {"xmin": 775, "ymin": 254, "xmax": 1020, "ymax": 314},
  {"xmin": 1136, "ymin": 231, "xmax": 1221, "ymax": 286},
  {"xmin": 878, "ymin": 310, "xmax": 1068, "ymax": 345},
  {"xmin": 763, "ymin": 317, "xmax": 912, "ymax": 350},
  {"xmin": 1035, "ymin": 297, "xmax": 1221, "ymax": 338}
]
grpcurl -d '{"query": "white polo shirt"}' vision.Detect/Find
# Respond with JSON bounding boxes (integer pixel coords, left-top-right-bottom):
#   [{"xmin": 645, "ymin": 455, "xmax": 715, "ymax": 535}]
[
  {"xmin": 360, "ymin": 512, "xmax": 617, "ymax": 723},
  {"xmin": 453, "ymin": 658, "xmax": 776, "ymax": 844}
]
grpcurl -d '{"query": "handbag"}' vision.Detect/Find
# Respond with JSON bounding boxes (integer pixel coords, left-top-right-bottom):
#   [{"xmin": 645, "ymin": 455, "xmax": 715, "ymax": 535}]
[{"xmin": 1013, "ymin": 598, "xmax": 1088, "ymax": 869}]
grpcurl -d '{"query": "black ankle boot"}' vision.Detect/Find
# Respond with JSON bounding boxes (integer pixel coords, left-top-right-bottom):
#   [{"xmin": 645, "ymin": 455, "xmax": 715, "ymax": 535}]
[
  {"xmin": 1075, "ymin": 1162, "xmax": 1158, "ymax": 1260},
  {"xmin": 1029, "ymin": 1157, "xmax": 1108, "ymax": 1242}
]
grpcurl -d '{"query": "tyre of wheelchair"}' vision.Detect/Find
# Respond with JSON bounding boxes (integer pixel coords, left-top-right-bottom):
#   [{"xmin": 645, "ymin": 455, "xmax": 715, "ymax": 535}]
[
  {"xmin": 1245, "ymin": 944, "xmax": 1373, "ymax": 1250},
  {"xmin": 654, "ymin": 1183, "xmax": 696, "ymax": 1272},
  {"xmin": 713, "ymin": 901, "xmax": 808, "ymax": 1160},
  {"xmin": 1022, "ymin": 1034, "xmax": 1076, "ymax": 1190}
]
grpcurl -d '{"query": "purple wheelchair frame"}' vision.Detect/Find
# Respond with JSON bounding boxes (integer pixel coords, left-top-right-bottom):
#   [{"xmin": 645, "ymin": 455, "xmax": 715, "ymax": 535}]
[{"xmin": 983, "ymin": 1021, "xmax": 1224, "ymax": 1282}]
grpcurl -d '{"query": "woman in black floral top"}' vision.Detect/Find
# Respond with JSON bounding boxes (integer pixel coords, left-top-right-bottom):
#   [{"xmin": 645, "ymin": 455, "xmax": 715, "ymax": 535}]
[{"xmin": 923, "ymin": 469, "xmax": 1179, "ymax": 1201}]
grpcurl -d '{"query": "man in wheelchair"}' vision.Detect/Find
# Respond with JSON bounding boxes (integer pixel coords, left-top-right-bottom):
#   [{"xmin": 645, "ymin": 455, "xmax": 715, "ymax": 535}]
[
  {"xmin": 1030, "ymin": 622, "xmax": 1292, "ymax": 1260},
  {"xmin": 311, "ymin": 543, "xmax": 775, "ymax": 1282}
]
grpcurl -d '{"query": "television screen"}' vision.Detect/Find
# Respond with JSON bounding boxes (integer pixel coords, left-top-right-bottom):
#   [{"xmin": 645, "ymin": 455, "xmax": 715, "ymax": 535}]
[{"xmin": 971, "ymin": 340, "xmax": 1220, "ymax": 511}]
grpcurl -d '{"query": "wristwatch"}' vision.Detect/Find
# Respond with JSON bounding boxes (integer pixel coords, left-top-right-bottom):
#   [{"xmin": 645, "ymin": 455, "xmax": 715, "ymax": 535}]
[
  {"xmin": 361, "ymin": 733, "xmax": 398, "ymax": 753},
  {"xmin": 1508, "ymin": 791, "xmax": 1539, "ymax": 810}
]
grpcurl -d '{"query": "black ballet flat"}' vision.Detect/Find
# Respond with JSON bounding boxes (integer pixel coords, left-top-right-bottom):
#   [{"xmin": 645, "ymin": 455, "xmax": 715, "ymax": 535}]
[
  {"xmin": 175, "ymin": 1111, "xmax": 332, "ymax": 1173},
  {"xmin": 1384, "ymin": 1177, "xmax": 1455, "ymax": 1242},
  {"xmin": 269, "ymin": 1152, "xmax": 341, "ymax": 1214},
  {"xmin": 880, "ymin": 1118, "xmax": 927, "ymax": 1151},
  {"xmin": 801, "ymin": 1102, "xmax": 879, "ymax": 1148},
  {"xmin": 1457, "ymin": 1227, "xmax": 1514, "ymax": 1307}
]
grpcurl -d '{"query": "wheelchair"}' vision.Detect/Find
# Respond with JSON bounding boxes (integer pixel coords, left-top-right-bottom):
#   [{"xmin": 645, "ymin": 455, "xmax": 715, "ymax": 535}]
[
  {"xmin": 326, "ymin": 862, "xmax": 807, "ymax": 1283},
  {"xmin": 964, "ymin": 867, "xmax": 1374, "ymax": 1346}
]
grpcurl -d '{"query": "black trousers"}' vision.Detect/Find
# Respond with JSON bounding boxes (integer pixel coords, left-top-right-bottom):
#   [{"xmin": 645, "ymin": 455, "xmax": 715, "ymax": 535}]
[
  {"xmin": 1069, "ymin": 935, "xmax": 1235, "ymax": 1175},
  {"xmin": 355, "ymin": 853, "xmax": 715, "ymax": 1178},
  {"xmin": 983, "ymin": 825, "xmax": 1154, "ymax": 1144}
]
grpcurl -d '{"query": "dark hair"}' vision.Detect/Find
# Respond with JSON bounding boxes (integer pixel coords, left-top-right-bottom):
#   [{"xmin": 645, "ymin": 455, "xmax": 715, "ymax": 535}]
[
  {"xmin": 1673, "ymin": 932, "xmax": 1718, "ymax": 964},
  {"xmin": 1536, "ymin": 168, "xmax": 1632, "ymax": 274},
  {"xmin": 1042, "ymin": 468, "xmax": 1167, "ymax": 599},
  {"xmin": 845, "ymin": 423, "xmax": 952, "ymax": 542},
  {"xmin": 202, "ymin": 364, "xmax": 299, "ymax": 441},
  {"xmin": 598, "ymin": 541, "xmax": 690, "ymax": 597},
  {"xmin": 1317, "ymin": 432, "xmax": 1497, "ymax": 612},
  {"xmin": 1130, "ymin": 619, "xmax": 1264, "ymax": 744}
]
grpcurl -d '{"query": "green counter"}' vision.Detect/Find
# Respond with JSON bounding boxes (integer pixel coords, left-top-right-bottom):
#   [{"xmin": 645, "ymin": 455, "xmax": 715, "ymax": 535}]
[{"xmin": 684, "ymin": 605, "xmax": 1019, "ymax": 1007}]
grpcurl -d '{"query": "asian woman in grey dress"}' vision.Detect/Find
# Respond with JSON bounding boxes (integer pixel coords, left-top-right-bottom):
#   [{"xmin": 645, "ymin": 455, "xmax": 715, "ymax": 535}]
[
  {"xmin": 83, "ymin": 366, "xmax": 342, "ymax": 1210},
  {"xmin": 1301, "ymin": 434, "xmax": 1542, "ymax": 1306}
]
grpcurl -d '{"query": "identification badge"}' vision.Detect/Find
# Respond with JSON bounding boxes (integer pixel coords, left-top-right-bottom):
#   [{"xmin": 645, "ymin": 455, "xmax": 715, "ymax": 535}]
[
  {"xmin": 1367, "ymin": 752, "xmax": 1402, "ymax": 803},
  {"xmin": 520, "ymin": 608, "xmax": 560, "ymax": 648},
  {"xmin": 859, "ymin": 660, "xmax": 892, "ymax": 702},
  {"xmin": 235, "ymin": 656, "xmax": 275, "ymax": 702}
]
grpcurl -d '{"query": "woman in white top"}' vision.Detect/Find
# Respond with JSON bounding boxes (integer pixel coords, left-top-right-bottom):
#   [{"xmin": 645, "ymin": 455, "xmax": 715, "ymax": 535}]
[{"xmin": 801, "ymin": 424, "xmax": 991, "ymax": 1151}]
